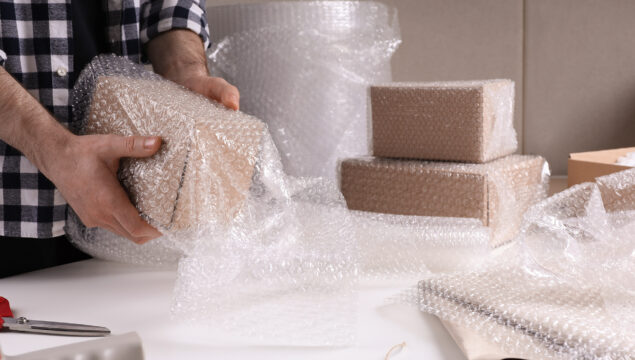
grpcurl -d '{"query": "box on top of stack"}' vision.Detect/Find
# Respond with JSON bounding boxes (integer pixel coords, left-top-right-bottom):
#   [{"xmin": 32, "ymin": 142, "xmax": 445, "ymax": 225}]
[
  {"xmin": 341, "ymin": 78, "xmax": 548, "ymax": 246},
  {"xmin": 371, "ymin": 79, "xmax": 517, "ymax": 163}
]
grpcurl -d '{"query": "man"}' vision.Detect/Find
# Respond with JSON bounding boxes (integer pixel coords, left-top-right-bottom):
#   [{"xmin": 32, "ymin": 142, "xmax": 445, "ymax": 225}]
[{"xmin": 0, "ymin": 0, "xmax": 239, "ymax": 277}]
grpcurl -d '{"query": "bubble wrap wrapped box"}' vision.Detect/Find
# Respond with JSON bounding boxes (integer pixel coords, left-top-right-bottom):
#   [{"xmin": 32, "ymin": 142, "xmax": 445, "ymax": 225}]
[
  {"xmin": 82, "ymin": 76, "xmax": 263, "ymax": 230},
  {"xmin": 340, "ymin": 155, "xmax": 549, "ymax": 246},
  {"xmin": 69, "ymin": 55, "xmax": 492, "ymax": 345},
  {"xmin": 207, "ymin": 1, "xmax": 401, "ymax": 179},
  {"xmin": 371, "ymin": 80, "xmax": 517, "ymax": 163},
  {"xmin": 417, "ymin": 168, "xmax": 635, "ymax": 359}
]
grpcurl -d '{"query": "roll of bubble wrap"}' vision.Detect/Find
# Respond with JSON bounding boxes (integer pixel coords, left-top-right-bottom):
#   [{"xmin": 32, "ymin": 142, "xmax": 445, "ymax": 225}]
[
  {"xmin": 340, "ymin": 155, "xmax": 549, "ymax": 246},
  {"xmin": 371, "ymin": 80, "xmax": 517, "ymax": 163},
  {"xmin": 417, "ymin": 168, "xmax": 635, "ymax": 359},
  {"xmin": 206, "ymin": 1, "xmax": 401, "ymax": 179},
  {"xmin": 68, "ymin": 55, "xmax": 491, "ymax": 345}
]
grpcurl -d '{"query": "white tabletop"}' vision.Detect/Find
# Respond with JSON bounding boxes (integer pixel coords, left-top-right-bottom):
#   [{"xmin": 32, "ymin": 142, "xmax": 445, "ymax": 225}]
[{"xmin": 0, "ymin": 259, "xmax": 466, "ymax": 359}]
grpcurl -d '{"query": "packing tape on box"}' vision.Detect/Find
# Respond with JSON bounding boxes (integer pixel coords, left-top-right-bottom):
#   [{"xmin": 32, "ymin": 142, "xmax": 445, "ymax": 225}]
[
  {"xmin": 206, "ymin": 1, "xmax": 401, "ymax": 180},
  {"xmin": 67, "ymin": 55, "xmax": 490, "ymax": 346},
  {"xmin": 415, "ymin": 167, "xmax": 635, "ymax": 359}
]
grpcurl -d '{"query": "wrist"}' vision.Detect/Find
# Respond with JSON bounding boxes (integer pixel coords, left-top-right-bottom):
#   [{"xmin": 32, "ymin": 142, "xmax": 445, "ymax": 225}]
[
  {"xmin": 147, "ymin": 29, "xmax": 208, "ymax": 84},
  {"xmin": 161, "ymin": 62, "xmax": 208, "ymax": 85},
  {"xmin": 27, "ymin": 121, "xmax": 76, "ymax": 180}
]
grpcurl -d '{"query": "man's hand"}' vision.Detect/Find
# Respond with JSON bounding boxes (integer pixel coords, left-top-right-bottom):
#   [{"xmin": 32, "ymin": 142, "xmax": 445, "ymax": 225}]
[
  {"xmin": 0, "ymin": 67, "xmax": 162, "ymax": 244},
  {"xmin": 45, "ymin": 134, "xmax": 163, "ymax": 244},
  {"xmin": 146, "ymin": 29, "xmax": 240, "ymax": 110}
]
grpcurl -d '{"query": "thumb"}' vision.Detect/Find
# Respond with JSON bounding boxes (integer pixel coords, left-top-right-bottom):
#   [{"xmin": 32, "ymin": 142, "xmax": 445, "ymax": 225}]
[{"xmin": 111, "ymin": 135, "xmax": 162, "ymax": 159}]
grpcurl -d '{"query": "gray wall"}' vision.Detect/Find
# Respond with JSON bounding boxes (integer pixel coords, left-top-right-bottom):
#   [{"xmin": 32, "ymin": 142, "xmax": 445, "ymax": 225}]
[{"xmin": 206, "ymin": 0, "xmax": 635, "ymax": 175}]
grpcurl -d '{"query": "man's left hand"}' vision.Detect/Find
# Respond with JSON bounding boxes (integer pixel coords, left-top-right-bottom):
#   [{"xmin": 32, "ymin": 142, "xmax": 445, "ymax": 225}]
[{"xmin": 146, "ymin": 29, "xmax": 240, "ymax": 110}]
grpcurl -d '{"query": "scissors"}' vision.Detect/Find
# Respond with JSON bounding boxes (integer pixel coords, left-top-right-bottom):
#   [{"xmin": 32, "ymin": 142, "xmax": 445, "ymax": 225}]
[{"xmin": 0, "ymin": 297, "xmax": 110, "ymax": 337}]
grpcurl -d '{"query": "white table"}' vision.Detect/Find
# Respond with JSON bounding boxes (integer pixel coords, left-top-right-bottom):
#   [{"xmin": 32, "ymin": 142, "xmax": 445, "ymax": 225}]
[{"xmin": 0, "ymin": 259, "xmax": 466, "ymax": 359}]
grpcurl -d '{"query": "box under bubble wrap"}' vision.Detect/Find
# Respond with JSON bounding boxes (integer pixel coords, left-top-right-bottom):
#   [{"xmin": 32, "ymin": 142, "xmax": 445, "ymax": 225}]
[
  {"xmin": 340, "ymin": 155, "xmax": 549, "ymax": 246},
  {"xmin": 68, "ymin": 55, "xmax": 492, "ymax": 346},
  {"xmin": 206, "ymin": 1, "xmax": 401, "ymax": 179},
  {"xmin": 82, "ymin": 76, "xmax": 264, "ymax": 230},
  {"xmin": 416, "ymin": 168, "xmax": 635, "ymax": 360},
  {"xmin": 371, "ymin": 80, "xmax": 517, "ymax": 163}
]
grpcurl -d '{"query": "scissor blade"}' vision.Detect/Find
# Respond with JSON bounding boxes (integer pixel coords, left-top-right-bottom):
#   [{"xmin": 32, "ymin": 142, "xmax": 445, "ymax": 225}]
[{"xmin": 1, "ymin": 317, "xmax": 110, "ymax": 336}]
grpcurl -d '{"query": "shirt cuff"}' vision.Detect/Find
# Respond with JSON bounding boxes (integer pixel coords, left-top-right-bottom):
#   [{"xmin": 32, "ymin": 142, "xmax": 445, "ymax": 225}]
[
  {"xmin": 0, "ymin": 49, "xmax": 6, "ymax": 67},
  {"xmin": 140, "ymin": 0, "xmax": 210, "ymax": 49}
]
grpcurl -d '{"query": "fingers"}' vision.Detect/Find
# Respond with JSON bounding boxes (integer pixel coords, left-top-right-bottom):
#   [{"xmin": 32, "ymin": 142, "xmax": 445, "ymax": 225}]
[
  {"xmin": 80, "ymin": 172, "xmax": 162, "ymax": 244},
  {"xmin": 109, "ymin": 135, "xmax": 162, "ymax": 159},
  {"xmin": 113, "ymin": 203, "xmax": 163, "ymax": 244},
  {"xmin": 109, "ymin": 185, "xmax": 163, "ymax": 244},
  {"xmin": 202, "ymin": 77, "xmax": 240, "ymax": 111}
]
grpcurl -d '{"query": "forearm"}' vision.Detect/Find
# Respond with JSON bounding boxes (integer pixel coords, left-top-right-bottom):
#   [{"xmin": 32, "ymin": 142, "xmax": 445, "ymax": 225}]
[
  {"xmin": 0, "ymin": 67, "xmax": 72, "ymax": 176},
  {"xmin": 146, "ymin": 29, "xmax": 208, "ymax": 82}
]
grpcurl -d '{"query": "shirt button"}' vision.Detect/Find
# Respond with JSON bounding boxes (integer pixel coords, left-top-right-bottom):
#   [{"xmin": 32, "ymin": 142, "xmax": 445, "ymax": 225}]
[{"xmin": 56, "ymin": 67, "xmax": 68, "ymax": 77}]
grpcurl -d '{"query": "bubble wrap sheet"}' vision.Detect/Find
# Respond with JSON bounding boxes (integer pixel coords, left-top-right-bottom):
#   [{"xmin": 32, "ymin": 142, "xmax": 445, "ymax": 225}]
[
  {"xmin": 206, "ymin": 1, "xmax": 401, "ymax": 179},
  {"xmin": 341, "ymin": 155, "xmax": 549, "ymax": 246},
  {"xmin": 68, "ymin": 55, "xmax": 491, "ymax": 346},
  {"xmin": 417, "ymin": 168, "xmax": 635, "ymax": 359},
  {"xmin": 371, "ymin": 80, "xmax": 517, "ymax": 163}
]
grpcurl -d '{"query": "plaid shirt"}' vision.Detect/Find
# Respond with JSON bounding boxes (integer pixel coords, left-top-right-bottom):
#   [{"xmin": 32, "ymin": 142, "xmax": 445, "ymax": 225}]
[{"xmin": 0, "ymin": 0, "xmax": 209, "ymax": 238}]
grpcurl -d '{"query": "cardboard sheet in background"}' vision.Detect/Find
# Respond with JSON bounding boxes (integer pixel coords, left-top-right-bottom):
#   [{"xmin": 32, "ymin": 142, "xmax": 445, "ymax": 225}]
[{"xmin": 568, "ymin": 147, "xmax": 635, "ymax": 187}]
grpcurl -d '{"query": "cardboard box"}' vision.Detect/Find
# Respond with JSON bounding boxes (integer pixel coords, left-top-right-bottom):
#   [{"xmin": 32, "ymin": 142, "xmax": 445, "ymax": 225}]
[
  {"xmin": 85, "ymin": 76, "xmax": 264, "ymax": 230},
  {"xmin": 567, "ymin": 147, "xmax": 634, "ymax": 187},
  {"xmin": 370, "ymin": 80, "xmax": 517, "ymax": 163},
  {"xmin": 340, "ymin": 155, "xmax": 547, "ymax": 246}
]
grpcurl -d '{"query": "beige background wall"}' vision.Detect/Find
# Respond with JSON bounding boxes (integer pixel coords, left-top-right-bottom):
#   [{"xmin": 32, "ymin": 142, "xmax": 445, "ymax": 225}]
[{"xmin": 206, "ymin": 0, "xmax": 635, "ymax": 175}]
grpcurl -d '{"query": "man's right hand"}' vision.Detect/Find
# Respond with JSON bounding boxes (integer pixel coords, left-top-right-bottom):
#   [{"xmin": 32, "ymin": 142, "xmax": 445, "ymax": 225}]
[
  {"xmin": 45, "ymin": 134, "xmax": 164, "ymax": 244},
  {"xmin": 0, "ymin": 67, "xmax": 162, "ymax": 244}
]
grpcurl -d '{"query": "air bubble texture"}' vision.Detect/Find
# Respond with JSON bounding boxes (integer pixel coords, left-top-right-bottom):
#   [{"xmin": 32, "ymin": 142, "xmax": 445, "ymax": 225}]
[
  {"xmin": 371, "ymin": 80, "xmax": 517, "ymax": 163},
  {"xmin": 341, "ymin": 155, "xmax": 549, "ymax": 246},
  {"xmin": 417, "ymin": 168, "xmax": 635, "ymax": 359},
  {"xmin": 206, "ymin": 1, "xmax": 401, "ymax": 180},
  {"xmin": 68, "ymin": 55, "xmax": 491, "ymax": 346}
]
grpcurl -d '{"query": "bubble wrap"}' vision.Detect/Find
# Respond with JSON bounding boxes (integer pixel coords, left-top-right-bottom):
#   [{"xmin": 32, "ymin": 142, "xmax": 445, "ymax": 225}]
[
  {"xmin": 68, "ymin": 55, "xmax": 491, "ymax": 345},
  {"xmin": 417, "ymin": 168, "xmax": 635, "ymax": 359},
  {"xmin": 80, "ymin": 76, "xmax": 263, "ymax": 230},
  {"xmin": 340, "ymin": 155, "xmax": 549, "ymax": 246},
  {"xmin": 371, "ymin": 80, "xmax": 517, "ymax": 163},
  {"xmin": 616, "ymin": 151, "xmax": 635, "ymax": 166},
  {"xmin": 206, "ymin": 1, "xmax": 401, "ymax": 179}
]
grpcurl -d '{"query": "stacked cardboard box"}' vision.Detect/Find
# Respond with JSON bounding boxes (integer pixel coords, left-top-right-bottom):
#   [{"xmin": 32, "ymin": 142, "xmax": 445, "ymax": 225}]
[{"xmin": 340, "ymin": 80, "xmax": 547, "ymax": 246}]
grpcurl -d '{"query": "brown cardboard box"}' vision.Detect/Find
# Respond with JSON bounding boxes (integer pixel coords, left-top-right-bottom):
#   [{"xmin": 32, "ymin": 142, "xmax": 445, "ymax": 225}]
[
  {"xmin": 371, "ymin": 80, "xmax": 517, "ymax": 163},
  {"xmin": 567, "ymin": 147, "xmax": 634, "ymax": 187},
  {"xmin": 85, "ymin": 76, "xmax": 264, "ymax": 230},
  {"xmin": 340, "ymin": 155, "xmax": 547, "ymax": 246}
]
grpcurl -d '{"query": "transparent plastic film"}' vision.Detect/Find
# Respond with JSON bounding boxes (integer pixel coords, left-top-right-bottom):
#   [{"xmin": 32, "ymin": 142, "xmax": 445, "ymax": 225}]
[
  {"xmin": 418, "ymin": 168, "xmax": 635, "ymax": 360},
  {"xmin": 370, "ymin": 80, "xmax": 517, "ymax": 163},
  {"xmin": 340, "ymin": 155, "xmax": 550, "ymax": 247},
  {"xmin": 68, "ymin": 55, "xmax": 490, "ymax": 345},
  {"xmin": 69, "ymin": 55, "xmax": 357, "ymax": 345},
  {"xmin": 206, "ymin": 1, "xmax": 401, "ymax": 180}
]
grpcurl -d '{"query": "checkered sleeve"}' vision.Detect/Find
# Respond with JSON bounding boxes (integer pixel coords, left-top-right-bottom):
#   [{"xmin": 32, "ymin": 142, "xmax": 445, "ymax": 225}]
[
  {"xmin": 0, "ymin": 49, "xmax": 6, "ymax": 67},
  {"xmin": 140, "ymin": 0, "xmax": 210, "ymax": 49}
]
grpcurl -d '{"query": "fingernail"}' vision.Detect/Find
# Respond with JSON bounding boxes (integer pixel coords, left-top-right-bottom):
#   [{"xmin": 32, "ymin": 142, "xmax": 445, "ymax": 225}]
[{"xmin": 143, "ymin": 138, "xmax": 157, "ymax": 149}]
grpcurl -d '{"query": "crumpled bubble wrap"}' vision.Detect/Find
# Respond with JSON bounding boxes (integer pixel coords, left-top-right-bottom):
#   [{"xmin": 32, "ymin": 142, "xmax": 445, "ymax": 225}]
[
  {"xmin": 341, "ymin": 155, "xmax": 550, "ymax": 246},
  {"xmin": 616, "ymin": 151, "xmax": 635, "ymax": 166},
  {"xmin": 371, "ymin": 80, "xmax": 517, "ymax": 163},
  {"xmin": 206, "ymin": 1, "xmax": 401, "ymax": 180},
  {"xmin": 68, "ymin": 55, "xmax": 491, "ymax": 345},
  {"xmin": 417, "ymin": 168, "xmax": 635, "ymax": 359}
]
